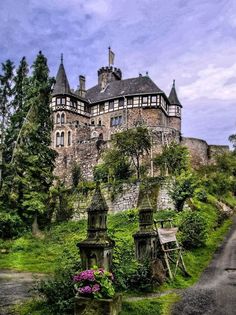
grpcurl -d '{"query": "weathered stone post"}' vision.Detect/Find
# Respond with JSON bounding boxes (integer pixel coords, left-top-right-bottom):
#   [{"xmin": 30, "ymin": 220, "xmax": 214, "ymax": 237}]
[
  {"xmin": 75, "ymin": 185, "xmax": 122, "ymax": 315},
  {"xmin": 133, "ymin": 195, "xmax": 166, "ymax": 283},
  {"xmin": 133, "ymin": 195, "xmax": 157, "ymax": 261},
  {"xmin": 78, "ymin": 184, "xmax": 115, "ymax": 271}
]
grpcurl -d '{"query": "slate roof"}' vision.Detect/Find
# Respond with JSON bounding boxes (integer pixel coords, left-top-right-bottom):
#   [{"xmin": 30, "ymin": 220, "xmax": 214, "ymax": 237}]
[
  {"xmin": 168, "ymin": 80, "xmax": 182, "ymax": 107},
  {"xmin": 86, "ymin": 76, "xmax": 163, "ymax": 103},
  {"xmin": 52, "ymin": 63, "xmax": 71, "ymax": 95}
]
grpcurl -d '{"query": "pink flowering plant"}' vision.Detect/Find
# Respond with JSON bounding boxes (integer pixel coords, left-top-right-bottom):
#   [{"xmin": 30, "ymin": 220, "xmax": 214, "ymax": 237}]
[{"xmin": 73, "ymin": 266, "xmax": 115, "ymax": 299}]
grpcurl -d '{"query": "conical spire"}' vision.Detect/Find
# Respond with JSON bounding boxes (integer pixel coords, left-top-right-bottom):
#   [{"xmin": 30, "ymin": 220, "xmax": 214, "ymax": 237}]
[
  {"xmin": 169, "ymin": 79, "xmax": 182, "ymax": 107},
  {"xmin": 87, "ymin": 183, "xmax": 108, "ymax": 212},
  {"xmin": 52, "ymin": 54, "xmax": 71, "ymax": 95},
  {"xmin": 139, "ymin": 194, "xmax": 152, "ymax": 212}
]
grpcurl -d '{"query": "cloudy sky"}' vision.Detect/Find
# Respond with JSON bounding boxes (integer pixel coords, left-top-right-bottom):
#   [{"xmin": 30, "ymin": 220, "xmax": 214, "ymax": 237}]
[{"xmin": 0, "ymin": 0, "xmax": 235, "ymax": 146}]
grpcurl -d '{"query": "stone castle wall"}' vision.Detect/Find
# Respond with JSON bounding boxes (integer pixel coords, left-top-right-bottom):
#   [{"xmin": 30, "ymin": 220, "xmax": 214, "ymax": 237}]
[
  {"xmin": 181, "ymin": 137, "xmax": 209, "ymax": 167},
  {"xmin": 181, "ymin": 137, "xmax": 229, "ymax": 168}
]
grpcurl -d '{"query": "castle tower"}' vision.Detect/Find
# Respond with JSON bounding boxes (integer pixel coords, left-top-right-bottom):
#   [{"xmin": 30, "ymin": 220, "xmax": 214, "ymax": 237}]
[
  {"xmin": 98, "ymin": 67, "xmax": 122, "ymax": 90},
  {"xmin": 133, "ymin": 195, "xmax": 157, "ymax": 262},
  {"xmin": 168, "ymin": 80, "xmax": 182, "ymax": 131},
  {"xmin": 78, "ymin": 185, "xmax": 115, "ymax": 271}
]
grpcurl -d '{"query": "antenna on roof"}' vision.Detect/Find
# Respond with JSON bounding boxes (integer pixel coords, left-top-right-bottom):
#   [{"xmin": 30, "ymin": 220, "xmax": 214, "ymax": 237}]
[{"xmin": 61, "ymin": 53, "xmax": 63, "ymax": 65}]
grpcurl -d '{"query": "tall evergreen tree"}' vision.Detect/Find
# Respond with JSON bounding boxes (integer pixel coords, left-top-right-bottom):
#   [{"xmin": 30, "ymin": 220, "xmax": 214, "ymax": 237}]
[
  {"xmin": 4, "ymin": 57, "xmax": 29, "ymax": 164},
  {"xmin": 0, "ymin": 60, "xmax": 14, "ymax": 189},
  {"xmin": 10, "ymin": 52, "xmax": 57, "ymax": 234}
]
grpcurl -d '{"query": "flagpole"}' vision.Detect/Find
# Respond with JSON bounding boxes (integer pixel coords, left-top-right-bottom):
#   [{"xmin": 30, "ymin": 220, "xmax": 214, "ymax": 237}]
[{"xmin": 108, "ymin": 46, "xmax": 111, "ymax": 67}]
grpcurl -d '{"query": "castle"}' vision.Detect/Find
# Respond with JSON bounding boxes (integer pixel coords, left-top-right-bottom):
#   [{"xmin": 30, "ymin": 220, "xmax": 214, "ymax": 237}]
[{"xmin": 51, "ymin": 53, "xmax": 229, "ymax": 182}]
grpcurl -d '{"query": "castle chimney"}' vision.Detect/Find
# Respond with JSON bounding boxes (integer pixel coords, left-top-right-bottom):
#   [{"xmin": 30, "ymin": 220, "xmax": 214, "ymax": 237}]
[{"xmin": 78, "ymin": 75, "xmax": 86, "ymax": 98}]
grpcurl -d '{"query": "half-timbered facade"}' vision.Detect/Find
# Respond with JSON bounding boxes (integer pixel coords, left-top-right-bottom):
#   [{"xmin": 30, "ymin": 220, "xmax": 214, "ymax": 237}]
[{"xmin": 51, "ymin": 57, "xmax": 183, "ymax": 181}]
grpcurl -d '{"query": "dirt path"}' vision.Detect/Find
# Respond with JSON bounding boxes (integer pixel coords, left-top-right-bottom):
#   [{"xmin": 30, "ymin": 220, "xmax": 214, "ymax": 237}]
[
  {"xmin": 0, "ymin": 270, "xmax": 45, "ymax": 315},
  {"xmin": 172, "ymin": 217, "xmax": 236, "ymax": 315}
]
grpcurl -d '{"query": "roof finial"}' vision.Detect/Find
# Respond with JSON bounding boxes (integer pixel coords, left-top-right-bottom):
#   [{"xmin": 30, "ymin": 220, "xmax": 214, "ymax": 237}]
[
  {"xmin": 173, "ymin": 79, "xmax": 175, "ymax": 88},
  {"xmin": 61, "ymin": 53, "xmax": 63, "ymax": 65}
]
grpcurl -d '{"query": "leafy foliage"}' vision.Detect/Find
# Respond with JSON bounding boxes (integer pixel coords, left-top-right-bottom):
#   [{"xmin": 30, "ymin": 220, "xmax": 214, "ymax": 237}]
[
  {"xmin": 178, "ymin": 211, "xmax": 207, "ymax": 249},
  {"xmin": 94, "ymin": 148, "xmax": 133, "ymax": 182},
  {"xmin": 154, "ymin": 142, "xmax": 189, "ymax": 176},
  {"xmin": 36, "ymin": 261, "xmax": 81, "ymax": 315},
  {"xmin": 112, "ymin": 126, "xmax": 151, "ymax": 179},
  {"xmin": 169, "ymin": 172, "xmax": 199, "ymax": 211},
  {"xmin": 0, "ymin": 211, "xmax": 25, "ymax": 239},
  {"xmin": 71, "ymin": 163, "xmax": 82, "ymax": 189},
  {"xmin": 1, "ymin": 52, "xmax": 57, "ymax": 233}
]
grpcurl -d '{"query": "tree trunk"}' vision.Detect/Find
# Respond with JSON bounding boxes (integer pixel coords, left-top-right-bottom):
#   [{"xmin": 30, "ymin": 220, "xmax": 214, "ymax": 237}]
[
  {"xmin": 136, "ymin": 157, "xmax": 140, "ymax": 180},
  {"xmin": 32, "ymin": 214, "xmax": 41, "ymax": 236}
]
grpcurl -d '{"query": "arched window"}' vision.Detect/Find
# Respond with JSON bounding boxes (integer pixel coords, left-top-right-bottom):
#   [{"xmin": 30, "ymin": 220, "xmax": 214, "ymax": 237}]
[
  {"xmin": 56, "ymin": 132, "xmax": 60, "ymax": 147},
  {"xmin": 61, "ymin": 113, "xmax": 65, "ymax": 124},
  {"xmin": 56, "ymin": 113, "xmax": 60, "ymax": 124},
  {"xmin": 61, "ymin": 132, "xmax": 64, "ymax": 146},
  {"xmin": 68, "ymin": 131, "xmax": 71, "ymax": 146}
]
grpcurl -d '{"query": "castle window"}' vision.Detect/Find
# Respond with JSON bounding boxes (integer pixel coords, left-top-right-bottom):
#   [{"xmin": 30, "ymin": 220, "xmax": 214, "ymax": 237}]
[
  {"xmin": 118, "ymin": 98, "xmax": 124, "ymax": 107},
  {"xmin": 142, "ymin": 96, "xmax": 148, "ymax": 104},
  {"xmin": 56, "ymin": 97, "xmax": 65, "ymax": 105},
  {"xmin": 68, "ymin": 131, "xmax": 71, "ymax": 146},
  {"xmin": 108, "ymin": 100, "xmax": 114, "ymax": 110},
  {"xmin": 56, "ymin": 113, "xmax": 60, "ymax": 124},
  {"xmin": 61, "ymin": 113, "xmax": 65, "ymax": 124},
  {"xmin": 56, "ymin": 132, "xmax": 60, "ymax": 147},
  {"xmin": 127, "ymin": 97, "xmax": 133, "ymax": 106},
  {"xmin": 176, "ymin": 107, "xmax": 180, "ymax": 114},
  {"xmin": 111, "ymin": 116, "xmax": 123, "ymax": 127},
  {"xmin": 61, "ymin": 132, "xmax": 64, "ymax": 147},
  {"xmin": 99, "ymin": 103, "xmax": 105, "ymax": 113},
  {"xmin": 91, "ymin": 120, "xmax": 95, "ymax": 125},
  {"xmin": 151, "ymin": 95, "xmax": 157, "ymax": 103},
  {"xmin": 98, "ymin": 120, "xmax": 102, "ymax": 126}
]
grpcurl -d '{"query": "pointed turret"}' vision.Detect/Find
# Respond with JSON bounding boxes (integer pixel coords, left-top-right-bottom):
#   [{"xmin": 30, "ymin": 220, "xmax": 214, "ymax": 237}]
[
  {"xmin": 168, "ymin": 80, "xmax": 182, "ymax": 107},
  {"xmin": 52, "ymin": 54, "xmax": 71, "ymax": 95}
]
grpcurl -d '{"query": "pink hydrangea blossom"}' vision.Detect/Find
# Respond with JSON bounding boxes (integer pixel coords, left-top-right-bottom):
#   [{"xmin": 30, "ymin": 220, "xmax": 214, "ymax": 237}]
[
  {"xmin": 92, "ymin": 284, "xmax": 100, "ymax": 292},
  {"xmin": 78, "ymin": 285, "xmax": 92, "ymax": 294}
]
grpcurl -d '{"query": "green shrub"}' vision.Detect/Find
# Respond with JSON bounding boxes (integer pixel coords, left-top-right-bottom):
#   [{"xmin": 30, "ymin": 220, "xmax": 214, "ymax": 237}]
[
  {"xmin": 36, "ymin": 261, "xmax": 81, "ymax": 314},
  {"xmin": 127, "ymin": 261, "xmax": 154, "ymax": 292},
  {"xmin": 179, "ymin": 211, "xmax": 207, "ymax": 249},
  {"xmin": 0, "ymin": 211, "xmax": 25, "ymax": 239}
]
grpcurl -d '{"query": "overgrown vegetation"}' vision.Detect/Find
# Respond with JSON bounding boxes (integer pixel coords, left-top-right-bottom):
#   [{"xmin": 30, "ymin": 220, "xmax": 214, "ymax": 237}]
[{"xmin": 0, "ymin": 56, "xmax": 235, "ymax": 315}]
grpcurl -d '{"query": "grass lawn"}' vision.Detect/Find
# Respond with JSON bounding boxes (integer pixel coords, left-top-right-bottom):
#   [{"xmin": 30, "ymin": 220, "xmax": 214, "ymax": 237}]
[{"xmin": 1, "ymin": 197, "xmax": 234, "ymax": 315}]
